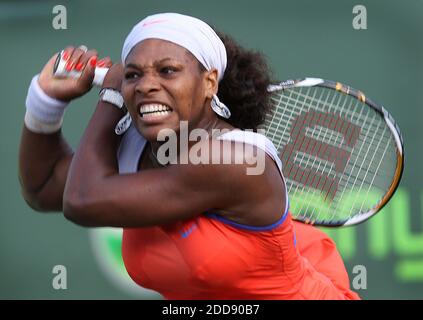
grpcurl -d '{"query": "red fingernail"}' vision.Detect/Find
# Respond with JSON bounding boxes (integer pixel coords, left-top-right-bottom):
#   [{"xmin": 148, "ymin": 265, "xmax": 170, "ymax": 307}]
[
  {"xmin": 89, "ymin": 56, "xmax": 97, "ymax": 67},
  {"xmin": 62, "ymin": 51, "xmax": 69, "ymax": 61},
  {"xmin": 97, "ymin": 60, "xmax": 106, "ymax": 67},
  {"xmin": 65, "ymin": 61, "xmax": 73, "ymax": 71},
  {"xmin": 75, "ymin": 62, "xmax": 83, "ymax": 71}
]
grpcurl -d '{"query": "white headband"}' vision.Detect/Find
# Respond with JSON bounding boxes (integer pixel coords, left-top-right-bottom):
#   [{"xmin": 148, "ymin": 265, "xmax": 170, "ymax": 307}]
[{"xmin": 121, "ymin": 12, "xmax": 227, "ymax": 82}]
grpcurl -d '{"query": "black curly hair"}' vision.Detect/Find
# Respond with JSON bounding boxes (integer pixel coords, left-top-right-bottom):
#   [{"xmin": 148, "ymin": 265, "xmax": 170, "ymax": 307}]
[{"xmin": 215, "ymin": 31, "xmax": 273, "ymax": 131}]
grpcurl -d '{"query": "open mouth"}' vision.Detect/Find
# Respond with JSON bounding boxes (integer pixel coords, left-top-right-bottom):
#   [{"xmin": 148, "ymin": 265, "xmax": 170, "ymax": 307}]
[{"xmin": 139, "ymin": 104, "xmax": 173, "ymax": 119}]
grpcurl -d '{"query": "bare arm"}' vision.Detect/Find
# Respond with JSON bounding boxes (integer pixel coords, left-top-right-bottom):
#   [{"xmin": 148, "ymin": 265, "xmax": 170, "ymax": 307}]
[
  {"xmin": 19, "ymin": 127, "xmax": 73, "ymax": 211},
  {"xmin": 19, "ymin": 47, "xmax": 112, "ymax": 212}
]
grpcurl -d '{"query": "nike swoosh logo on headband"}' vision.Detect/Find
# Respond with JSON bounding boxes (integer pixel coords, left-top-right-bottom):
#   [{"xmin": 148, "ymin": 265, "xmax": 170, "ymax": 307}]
[{"xmin": 142, "ymin": 19, "xmax": 168, "ymax": 27}]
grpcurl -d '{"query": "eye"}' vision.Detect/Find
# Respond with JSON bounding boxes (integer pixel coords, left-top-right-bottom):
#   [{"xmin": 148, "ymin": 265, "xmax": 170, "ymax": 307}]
[
  {"xmin": 124, "ymin": 72, "xmax": 140, "ymax": 80},
  {"xmin": 160, "ymin": 66, "xmax": 178, "ymax": 75}
]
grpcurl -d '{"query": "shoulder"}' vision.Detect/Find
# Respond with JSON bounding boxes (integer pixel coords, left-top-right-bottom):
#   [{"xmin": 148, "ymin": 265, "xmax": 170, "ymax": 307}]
[
  {"xmin": 169, "ymin": 136, "xmax": 285, "ymax": 219},
  {"xmin": 179, "ymin": 135, "xmax": 273, "ymax": 180}
]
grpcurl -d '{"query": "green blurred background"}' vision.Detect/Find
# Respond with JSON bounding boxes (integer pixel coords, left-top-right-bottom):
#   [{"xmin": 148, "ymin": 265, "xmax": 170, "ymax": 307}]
[{"xmin": 1, "ymin": 0, "xmax": 422, "ymax": 299}]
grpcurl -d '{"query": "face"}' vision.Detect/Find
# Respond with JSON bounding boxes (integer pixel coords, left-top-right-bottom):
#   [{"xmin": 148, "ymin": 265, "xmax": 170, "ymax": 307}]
[{"xmin": 121, "ymin": 39, "xmax": 218, "ymax": 141}]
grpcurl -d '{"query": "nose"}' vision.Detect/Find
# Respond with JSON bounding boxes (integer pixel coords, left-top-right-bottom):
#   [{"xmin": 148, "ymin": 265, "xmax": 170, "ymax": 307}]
[{"xmin": 135, "ymin": 72, "xmax": 161, "ymax": 96}]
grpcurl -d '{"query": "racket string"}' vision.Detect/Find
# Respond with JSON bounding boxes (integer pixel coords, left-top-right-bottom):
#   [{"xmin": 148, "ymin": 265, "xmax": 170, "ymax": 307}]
[
  {"xmin": 286, "ymin": 87, "xmax": 341, "ymax": 221},
  {"xmin": 350, "ymin": 125, "xmax": 389, "ymax": 217},
  {"xmin": 335, "ymin": 111, "xmax": 379, "ymax": 217},
  {"xmin": 268, "ymin": 87, "xmax": 352, "ymax": 220},
  {"xmin": 265, "ymin": 86, "xmax": 397, "ymax": 224},
  {"xmin": 307, "ymin": 90, "xmax": 359, "ymax": 222},
  {"xmin": 270, "ymin": 93, "xmax": 386, "ymax": 136},
  {"xmin": 309, "ymin": 90, "xmax": 358, "ymax": 222}
]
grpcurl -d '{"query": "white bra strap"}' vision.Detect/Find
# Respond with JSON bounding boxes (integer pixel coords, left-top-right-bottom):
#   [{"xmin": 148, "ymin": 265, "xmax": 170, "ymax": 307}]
[
  {"xmin": 217, "ymin": 130, "xmax": 283, "ymax": 174},
  {"xmin": 217, "ymin": 130, "xmax": 289, "ymax": 213}
]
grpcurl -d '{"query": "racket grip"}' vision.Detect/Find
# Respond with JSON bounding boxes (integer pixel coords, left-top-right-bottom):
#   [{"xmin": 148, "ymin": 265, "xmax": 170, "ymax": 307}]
[{"xmin": 53, "ymin": 50, "xmax": 109, "ymax": 87}]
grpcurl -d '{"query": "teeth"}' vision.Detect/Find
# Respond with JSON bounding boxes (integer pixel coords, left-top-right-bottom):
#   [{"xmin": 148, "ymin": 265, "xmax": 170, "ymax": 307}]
[
  {"xmin": 141, "ymin": 110, "xmax": 171, "ymax": 119},
  {"xmin": 139, "ymin": 104, "xmax": 171, "ymax": 114}
]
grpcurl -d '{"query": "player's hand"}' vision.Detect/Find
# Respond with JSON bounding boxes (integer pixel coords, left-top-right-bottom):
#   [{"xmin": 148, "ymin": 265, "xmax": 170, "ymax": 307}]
[{"xmin": 38, "ymin": 46, "xmax": 113, "ymax": 101}]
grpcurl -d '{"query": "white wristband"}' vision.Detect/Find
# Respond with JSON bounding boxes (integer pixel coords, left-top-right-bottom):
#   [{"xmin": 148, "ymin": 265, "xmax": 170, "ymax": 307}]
[
  {"xmin": 24, "ymin": 75, "xmax": 69, "ymax": 134},
  {"xmin": 24, "ymin": 110, "xmax": 64, "ymax": 134}
]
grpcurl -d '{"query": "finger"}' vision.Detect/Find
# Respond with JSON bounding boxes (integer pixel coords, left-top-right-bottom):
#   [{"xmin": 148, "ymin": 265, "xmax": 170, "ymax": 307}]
[
  {"xmin": 44, "ymin": 46, "xmax": 74, "ymax": 74},
  {"xmin": 62, "ymin": 46, "xmax": 75, "ymax": 61},
  {"xmin": 78, "ymin": 45, "xmax": 88, "ymax": 53},
  {"xmin": 42, "ymin": 47, "xmax": 74, "ymax": 77},
  {"xmin": 77, "ymin": 55, "xmax": 98, "ymax": 90},
  {"xmin": 75, "ymin": 49, "xmax": 98, "ymax": 72},
  {"xmin": 96, "ymin": 56, "xmax": 112, "ymax": 68},
  {"xmin": 66, "ymin": 46, "xmax": 90, "ymax": 72}
]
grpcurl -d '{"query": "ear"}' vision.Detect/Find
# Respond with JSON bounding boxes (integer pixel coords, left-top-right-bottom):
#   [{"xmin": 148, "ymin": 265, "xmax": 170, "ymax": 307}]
[{"xmin": 204, "ymin": 69, "xmax": 219, "ymax": 99}]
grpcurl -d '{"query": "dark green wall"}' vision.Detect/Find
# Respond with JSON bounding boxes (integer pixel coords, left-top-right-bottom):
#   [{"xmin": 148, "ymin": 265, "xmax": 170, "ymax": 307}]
[{"xmin": 1, "ymin": 0, "xmax": 422, "ymax": 299}]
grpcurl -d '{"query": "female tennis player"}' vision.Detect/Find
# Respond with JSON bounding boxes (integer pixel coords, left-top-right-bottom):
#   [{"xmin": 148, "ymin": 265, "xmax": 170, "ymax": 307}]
[{"xmin": 19, "ymin": 13, "xmax": 359, "ymax": 300}]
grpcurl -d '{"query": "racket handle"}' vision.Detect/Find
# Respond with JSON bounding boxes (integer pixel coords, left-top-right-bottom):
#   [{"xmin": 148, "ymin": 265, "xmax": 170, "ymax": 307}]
[{"xmin": 53, "ymin": 50, "xmax": 109, "ymax": 87}]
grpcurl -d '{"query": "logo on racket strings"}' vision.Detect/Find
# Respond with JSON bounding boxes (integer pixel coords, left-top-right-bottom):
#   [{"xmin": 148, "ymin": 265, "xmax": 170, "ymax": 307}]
[{"xmin": 281, "ymin": 110, "xmax": 361, "ymax": 200}]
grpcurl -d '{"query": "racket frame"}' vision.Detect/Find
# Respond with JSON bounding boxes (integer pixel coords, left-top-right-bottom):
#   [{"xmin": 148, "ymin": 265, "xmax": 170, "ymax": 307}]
[{"xmin": 267, "ymin": 78, "xmax": 404, "ymax": 227}]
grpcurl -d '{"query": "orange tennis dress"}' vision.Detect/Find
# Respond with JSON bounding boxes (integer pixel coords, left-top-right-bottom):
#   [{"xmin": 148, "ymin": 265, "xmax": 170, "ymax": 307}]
[{"xmin": 118, "ymin": 127, "xmax": 360, "ymax": 300}]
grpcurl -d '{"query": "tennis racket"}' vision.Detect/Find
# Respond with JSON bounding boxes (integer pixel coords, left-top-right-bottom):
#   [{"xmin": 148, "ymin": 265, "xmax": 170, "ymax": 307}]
[
  {"xmin": 53, "ymin": 52, "xmax": 405, "ymax": 227},
  {"xmin": 265, "ymin": 78, "xmax": 404, "ymax": 227}
]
